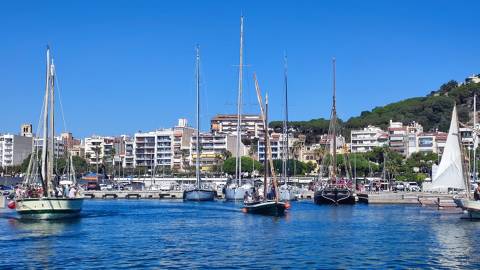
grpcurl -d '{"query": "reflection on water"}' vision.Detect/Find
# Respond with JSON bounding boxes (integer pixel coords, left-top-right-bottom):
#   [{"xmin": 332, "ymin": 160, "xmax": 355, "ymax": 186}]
[{"xmin": 0, "ymin": 200, "xmax": 478, "ymax": 269}]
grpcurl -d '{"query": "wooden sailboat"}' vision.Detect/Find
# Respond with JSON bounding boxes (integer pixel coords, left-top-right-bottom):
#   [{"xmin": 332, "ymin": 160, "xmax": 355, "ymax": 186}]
[
  {"xmin": 314, "ymin": 58, "xmax": 355, "ymax": 205},
  {"xmin": 13, "ymin": 47, "xmax": 84, "ymax": 219},
  {"xmin": 224, "ymin": 16, "xmax": 253, "ymax": 200},
  {"xmin": 242, "ymin": 75, "xmax": 287, "ymax": 216},
  {"xmin": 183, "ymin": 46, "xmax": 215, "ymax": 202}
]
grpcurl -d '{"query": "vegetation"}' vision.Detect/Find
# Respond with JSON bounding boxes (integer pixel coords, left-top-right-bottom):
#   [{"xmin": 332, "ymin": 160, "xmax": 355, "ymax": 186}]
[{"xmin": 271, "ymin": 81, "xmax": 480, "ymax": 139}]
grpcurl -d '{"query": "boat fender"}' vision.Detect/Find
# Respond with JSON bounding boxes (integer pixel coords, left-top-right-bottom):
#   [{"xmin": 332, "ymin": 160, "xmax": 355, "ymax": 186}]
[
  {"xmin": 241, "ymin": 207, "xmax": 248, "ymax": 213},
  {"xmin": 285, "ymin": 201, "xmax": 291, "ymax": 209},
  {"xmin": 7, "ymin": 201, "xmax": 15, "ymax": 209}
]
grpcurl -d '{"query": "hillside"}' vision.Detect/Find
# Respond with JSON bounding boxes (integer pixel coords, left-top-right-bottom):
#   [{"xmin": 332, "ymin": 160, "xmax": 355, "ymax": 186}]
[{"xmin": 270, "ymin": 80, "xmax": 480, "ymax": 142}]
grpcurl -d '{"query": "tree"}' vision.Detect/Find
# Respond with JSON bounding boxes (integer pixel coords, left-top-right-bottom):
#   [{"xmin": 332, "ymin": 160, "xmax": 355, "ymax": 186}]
[{"xmin": 222, "ymin": 156, "xmax": 263, "ymax": 175}]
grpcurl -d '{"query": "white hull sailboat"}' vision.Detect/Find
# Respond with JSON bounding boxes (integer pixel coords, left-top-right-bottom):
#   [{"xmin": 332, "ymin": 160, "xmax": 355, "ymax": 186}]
[
  {"xmin": 224, "ymin": 16, "xmax": 254, "ymax": 201},
  {"xmin": 13, "ymin": 47, "xmax": 84, "ymax": 220},
  {"xmin": 183, "ymin": 46, "xmax": 215, "ymax": 202},
  {"xmin": 16, "ymin": 198, "xmax": 83, "ymax": 220}
]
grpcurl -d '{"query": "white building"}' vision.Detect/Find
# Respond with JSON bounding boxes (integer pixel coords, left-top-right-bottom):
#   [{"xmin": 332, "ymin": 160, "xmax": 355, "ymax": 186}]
[
  {"xmin": 257, "ymin": 133, "xmax": 295, "ymax": 162},
  {"xmin": 172, "ymin": 120, "xmax": 195, "ymax": 172},
  {"xmin": 84, "ymin": 136, "xmax": 115, "ymax": 166},
  {"xmin": 0, "ymin": 134, "xmax": 33, "ymax": 168},
  {"xmin": 211, "ymin": 114, "xmax": 265, "ymax": 139},
  {"xmin": 350, "ymin": 126, "xmax": 388, "ymax": 153},
  {"xmin": 134, "ymin": 129, "xmax": 174, "ymax": 170},
  {"xmin": 191, "ymin": 132, "xmax": 244, "ymax": 171},
  {"xmin": 34, "ymin": 136, "xmax": 65, "ymax": 158}
]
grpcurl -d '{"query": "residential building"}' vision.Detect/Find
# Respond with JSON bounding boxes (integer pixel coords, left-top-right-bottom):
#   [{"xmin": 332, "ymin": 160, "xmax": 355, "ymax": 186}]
[
  {"xmin": 211, "ymin": 114, "xmax": 265, "ymax": 139},
  {"xmin": 172, "ymin": 119, "xmax": 195, "ymax": 172},
  {"xmin": 34, "ymin": 136, "xmax": 65, "ymax": 158},
  {"xmin": 465, "ymin": 74, "xmax": 480, "ymax": 84},
  {"xmin": 350, "ymin": 126, "xmax": 388, "ymax": 153},
  {"xmin": 134, "ymin": 129, "xmax": 173, "ymax": 170},
  {"xmin": 0, "ymin": 134, "xmax": 33, "ymax": 168},
  {"xmin": 257, "ymin": 133, "xmax": 296, "ymax": 162},
  {"xmin": 84, "ymin": 136, "xmax": 115, "ymax": 166},
  {"xmin": 388, "ymin": 120, "xmax": 423, "ymax": 156},
  {"xmin": 60, "ymin": 132, "xmax": 81, "ymax": 152},
  {"xmin": 191, "ymin": 132, "xmax": 244, "ymax": 171},
  {"xmin": 21, "ymin": 124, "xmax": 33, "ymax": 137}
]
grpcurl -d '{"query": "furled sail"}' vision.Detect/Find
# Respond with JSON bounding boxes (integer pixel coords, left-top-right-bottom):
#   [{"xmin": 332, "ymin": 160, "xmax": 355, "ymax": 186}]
[{"xmin": 429, "ymin": 105, "xmax": 466, "ymax": 192}]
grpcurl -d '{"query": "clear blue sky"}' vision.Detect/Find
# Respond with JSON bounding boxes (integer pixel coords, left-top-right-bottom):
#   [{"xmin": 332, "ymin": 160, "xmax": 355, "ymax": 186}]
[{"xmin": 1, "ymin": 0, "xmax": 479, "ymax": 138}]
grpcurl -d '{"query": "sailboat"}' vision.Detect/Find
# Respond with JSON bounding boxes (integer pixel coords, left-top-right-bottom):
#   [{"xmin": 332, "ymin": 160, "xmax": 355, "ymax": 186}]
[
  {"xmin": 279, "ymin": 55, "xmax": 296, "ymax": 202},
  {"xmin": 431, "ymin": 102, "xmax": 480, "ymax": 217},
  {"xmin": 242, "ymin": 75, "xmax": 286, "ymax": 216},
  {"xmin": 314, "ymin": 58, "xmax": 356, "ymax": 205},
  {"xmin": 13, "ymin": 47, "xmax": 84, "ymax": 219},
  {"xmin": 224, "ymin": 16, "xmax": 253, "ymax": 201},
  {"xmin": 183, "ymin": 46, "xmax": 215, "ymax": 202}
]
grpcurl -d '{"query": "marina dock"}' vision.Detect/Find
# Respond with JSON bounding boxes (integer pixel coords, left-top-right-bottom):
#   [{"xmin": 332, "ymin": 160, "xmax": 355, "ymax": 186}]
[
  {"xmin": 83, "ymin": 190, "xmax": 224, "ymax": 199},
  {"xmin": 358, "ymin": 192, "xmax": 459, "ymax": 208}
]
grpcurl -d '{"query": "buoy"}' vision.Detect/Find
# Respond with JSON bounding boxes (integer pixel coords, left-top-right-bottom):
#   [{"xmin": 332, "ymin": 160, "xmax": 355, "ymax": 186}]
[
  {"xmin": 241, "ymin": 208, "xmax": 248, "ymax": 213},
  {"xmin": 7, "ymin": 201, "xmax": 15, "ymax": 209},
  {"xmin": 285, "ymin": 201, "xmax": 291, "ymax": 209}
]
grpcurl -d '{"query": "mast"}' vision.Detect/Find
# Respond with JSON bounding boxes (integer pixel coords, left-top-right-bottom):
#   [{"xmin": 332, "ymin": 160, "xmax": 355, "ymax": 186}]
[
  {"xmin": 331, "ymin": 58, "xmax": 337, "ymax": 183},
  {"xmin": 473, "ymin": 94, "xmax": 477, "ymax": 183},
  {"xmin": 282, "ymin": 54, "xmax": 289, "ymax": 184},
  {"xmin": 195, "ymin": 45, "xmax": 201, "ymax": 188},
  {"xmin": 41, "ymin": 47, "xmax": 50, "ymax": 197},
  {"xmin": 235, "ymin": 16, "xmax": 244, "ymax": 184},
  {"xmin": 48, "ymin": 57, "xmax": 55, "ymax": 196},
  {"xmin": 263, "ymin": 96, "xmax": 268, "ymax": 201}
]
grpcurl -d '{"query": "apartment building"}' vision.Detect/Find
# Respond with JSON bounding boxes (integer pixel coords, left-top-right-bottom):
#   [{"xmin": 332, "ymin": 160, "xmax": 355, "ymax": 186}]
[
  {"xmin": 84, "ymin": 136, "xmax": 115, "ymax": 166},
  {"xmin": 211, "ymin": 114, "xmax": 265, "ymax": 139},
  {"xmin": 34, "ymin": 136, "xmax": 65, "ymax": 158},
  {"xmin": 172, "ymin": 120, "xmax": 195, "ymax": 172},
  {"xmin": 191, "ymin": 132, "xmax": 244, "ymax": 171},
  {"xmin": 257, "ymin": 133, "xmax": 296, "ymax": 162},
  {"xmin": 0, "ymin": 134, "xmax": 33, "ymax": 168},
  {"xmin": 350, "ymin": 126, "xmax": 388, "ymax": 153},
  {"xmin": 134, "ymin": 129, "xmax": 174, "ymax": 170},
  {"xmin": 388, "ymin": 120, "xmax": 423, "ymax": 156}
]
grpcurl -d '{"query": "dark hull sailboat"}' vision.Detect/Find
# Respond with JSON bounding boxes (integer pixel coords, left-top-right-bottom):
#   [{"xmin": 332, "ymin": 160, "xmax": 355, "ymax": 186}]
[
  {"xmin": 314, "ymin": 186, "xmax": 355, "ymax": 205},
  {"xmin": 243, "ymin": 201, "xmax": 286, "ymax": 216}
]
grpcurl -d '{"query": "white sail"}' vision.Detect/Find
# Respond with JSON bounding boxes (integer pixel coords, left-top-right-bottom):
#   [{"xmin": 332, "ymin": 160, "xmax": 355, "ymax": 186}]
[{"xmin": 428, "ymin": 105, "xmax": 466, "ymax": 192}]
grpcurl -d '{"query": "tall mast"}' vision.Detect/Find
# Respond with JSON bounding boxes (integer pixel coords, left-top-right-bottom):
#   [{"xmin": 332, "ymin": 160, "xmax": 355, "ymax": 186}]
[
  {"xmin": 331, "ymin": 58, "xmax": 337, "ymax": 182},
  {"xmin": 48, "ymin": 57, "xmax": 55, "ymax": 196},
  {"xmin": 235, "ymin": 16, "xmax": 244, "ymax": 184},
  {"xmin": 41, "ymin": 47, "xmax": 50, "ymax": 197},
  {"xmin": 195, "ymin": 45, "xmax": 201, "ymax": 188},
  {"xmin": 473, "ymin": 94, "xmax": 477, "ymax": 183},
  {"xmin": 282, "ymin": 54, "xmax": 289, "ymax": 183},
  {"xmin": 263, "ymin": 94, "xmax": 268, "ymax": 201}
]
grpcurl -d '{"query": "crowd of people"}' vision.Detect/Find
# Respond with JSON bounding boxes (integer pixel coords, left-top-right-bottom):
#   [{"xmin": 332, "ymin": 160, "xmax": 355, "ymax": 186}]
[{"xmin": 13, "ymin": 183, "xmax": 81, "ymax": 199}]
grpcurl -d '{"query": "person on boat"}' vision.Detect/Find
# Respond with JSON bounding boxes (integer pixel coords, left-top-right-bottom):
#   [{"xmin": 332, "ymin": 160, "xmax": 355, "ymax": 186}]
[
  {"xmin": 474, "ymin": 184, "xmax": 480, "ymax": 201},
  {"xmin": 56, "ymin": 186, "xmax": 63, "ymax": 198},
  {"xmin": 68, "ymin": 186, "xmax": 76, "ymax": 199}
]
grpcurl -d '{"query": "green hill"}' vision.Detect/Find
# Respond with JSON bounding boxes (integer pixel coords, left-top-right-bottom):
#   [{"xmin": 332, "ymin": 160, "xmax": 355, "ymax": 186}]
[{"xmin": 270, "ymin": 80, "xmax": 480, "ymax": 142}]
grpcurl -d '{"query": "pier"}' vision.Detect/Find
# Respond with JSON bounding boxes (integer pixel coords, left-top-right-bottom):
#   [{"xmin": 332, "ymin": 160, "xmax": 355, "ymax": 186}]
[{"xmin": 357, "ymin": 192, "xmax": 459, "ymax": 209}]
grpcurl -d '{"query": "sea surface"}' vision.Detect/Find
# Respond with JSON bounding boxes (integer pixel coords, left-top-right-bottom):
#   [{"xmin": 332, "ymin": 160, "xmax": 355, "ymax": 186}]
[{"xmin": 0, "ymin": 200, "xmax": 479, "ymax": 269}]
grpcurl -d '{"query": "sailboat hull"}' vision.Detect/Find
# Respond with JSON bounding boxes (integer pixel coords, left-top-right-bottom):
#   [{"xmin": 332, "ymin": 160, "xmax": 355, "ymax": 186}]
[
  {"xmin": 224, "ymin": 184, "xmax": 253, "ymax": 201},
  {"xmin": 15, "ymin": 197, "xmax": 84, "ymax": 220},
  {"xmin": 455, "ymin": 198, "xmax": 480, "ymax": 219},
  {"xmin": 314, "ymin": 188, "xmax": 356, "ymax": 205},
  {"xmin": 183, "ymin": 189, "xmax": 215, "ymax": 201},
  {"xmin": 243, "ymin": 201, "xmax": 286, "ymax": 216}
]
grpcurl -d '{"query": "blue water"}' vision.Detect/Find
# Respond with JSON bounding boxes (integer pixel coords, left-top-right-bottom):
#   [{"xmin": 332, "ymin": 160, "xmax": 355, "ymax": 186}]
[{"xmin": 0, "ymin": 200, "xmax": 479, "ymax": 269}]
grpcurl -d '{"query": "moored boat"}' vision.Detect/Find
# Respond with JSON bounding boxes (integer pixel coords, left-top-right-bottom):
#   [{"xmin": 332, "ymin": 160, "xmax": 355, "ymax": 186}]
[
  {"xmin": 183, "ymin": 46, "xmax": 215, "ymax": 202},
  {"xmin": 313, "ymin": 58, "xmax": 355, "ymax": 206}
]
